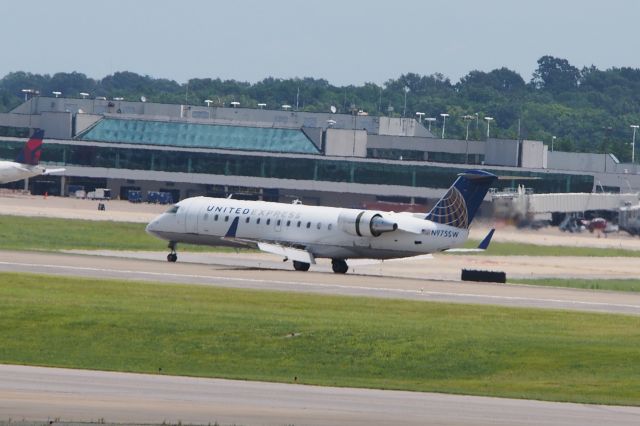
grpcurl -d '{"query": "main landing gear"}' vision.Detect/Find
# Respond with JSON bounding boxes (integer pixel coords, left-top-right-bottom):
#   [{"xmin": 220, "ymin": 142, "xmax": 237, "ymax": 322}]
[
  {"xmin": 331, "ymin": 259, "xmax": 348, "ymax": 274},
  {"xmin": 167, "ymin": 241, "xmax": 177, "ymax": 262},
  {"xmin": 291, "ymin": 259, "xmax": 348, "ymax": 273},
  {"xmin": 293, "ymin": 260, "xmax": 310, "ymax": 271}
]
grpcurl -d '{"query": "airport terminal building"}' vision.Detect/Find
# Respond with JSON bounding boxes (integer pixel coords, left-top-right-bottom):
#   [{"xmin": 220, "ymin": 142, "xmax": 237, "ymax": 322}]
[{"xmin": 0, "ymin": 96, "xmax": 636, "ymax": 208}]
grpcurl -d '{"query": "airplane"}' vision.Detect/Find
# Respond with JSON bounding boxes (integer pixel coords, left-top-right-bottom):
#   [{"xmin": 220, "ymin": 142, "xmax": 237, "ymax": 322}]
[
  {"xmin": 146, "ymin": 170, "xmax": 497, "ymax": 273},
  {"xmin": 0, "ymin": 129, "xmax": 66, "ymax": 184}
]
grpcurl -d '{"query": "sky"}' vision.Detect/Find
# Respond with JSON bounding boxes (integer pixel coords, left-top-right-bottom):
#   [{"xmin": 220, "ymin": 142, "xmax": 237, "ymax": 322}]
[{"xmin": 3, "ymin": 0, "xmax": 640, "ymax": 86}]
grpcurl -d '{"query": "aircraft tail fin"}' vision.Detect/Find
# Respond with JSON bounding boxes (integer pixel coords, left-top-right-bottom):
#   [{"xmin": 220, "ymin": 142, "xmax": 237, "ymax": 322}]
[
  {"xmin": 425, "ymin": 170, "xmax": 497, "ymax": 229},
  {"xmin": 15, "ymin": 129, "xmax": 44, "ymax": 165}
]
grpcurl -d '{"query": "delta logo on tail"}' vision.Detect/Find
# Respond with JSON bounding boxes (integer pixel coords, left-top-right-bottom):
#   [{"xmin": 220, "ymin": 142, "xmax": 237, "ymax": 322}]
[
  {"xmin": 15, "ymin": 128, "xmax": 44, "ymax": 165},
  {"xmin": 0, "ymin": 129, "xmax": 65, "ymax": 184},
  {"xmin": 147, "ymin": 170, "xmax": 498, "ymax": 273}
]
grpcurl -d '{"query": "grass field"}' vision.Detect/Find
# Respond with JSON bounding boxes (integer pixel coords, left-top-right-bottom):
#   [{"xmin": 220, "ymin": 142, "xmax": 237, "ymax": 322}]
[
  {"xmin": 1, "ymin": 214, "xmax": 640, "ymax": 258},
  {"xmin": 0, "ymin": 215, "xmax": 236, "ymax": 252},
  {"xmin": 512, "ymin": 278, "xmax": 640, "ymax": 292},
  {"xmin": 1, "ymin": 272, "xmax": 640, "ymax": 406},
  {"xmin": 462, "ymin": 238, "xmax": 640, "ymax": 257}
]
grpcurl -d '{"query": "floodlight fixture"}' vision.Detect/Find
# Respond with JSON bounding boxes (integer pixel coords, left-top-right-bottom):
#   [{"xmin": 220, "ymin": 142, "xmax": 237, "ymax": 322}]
[
  {"xmin": 484, "ymin": 116, "xmax": 494, "ymax": 138},
  {"xmin": 440, "ymin": 113, "xmax": 450, "ymax": 139}
]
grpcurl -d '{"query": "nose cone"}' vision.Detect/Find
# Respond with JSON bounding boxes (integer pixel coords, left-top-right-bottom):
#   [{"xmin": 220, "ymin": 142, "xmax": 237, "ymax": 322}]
[{"xmin": 145, "ymin": 216, "xmax": 162, "ymax": 238}]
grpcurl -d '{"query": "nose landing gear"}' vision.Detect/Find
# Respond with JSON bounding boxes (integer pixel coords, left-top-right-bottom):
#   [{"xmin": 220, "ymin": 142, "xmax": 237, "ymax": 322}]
[{"xmin": 167, "ymin": 241, "xmax": 178, "ymax": 262}]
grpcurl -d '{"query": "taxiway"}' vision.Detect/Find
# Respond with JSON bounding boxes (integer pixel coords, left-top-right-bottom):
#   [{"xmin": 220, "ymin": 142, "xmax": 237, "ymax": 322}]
[
  {"xmin": 1, "ymin": 250, "xmax": 640, "ymax": 315},
  {"xmin": 2, "ymin": 364, "xmax": 639, "ymax": 426}
]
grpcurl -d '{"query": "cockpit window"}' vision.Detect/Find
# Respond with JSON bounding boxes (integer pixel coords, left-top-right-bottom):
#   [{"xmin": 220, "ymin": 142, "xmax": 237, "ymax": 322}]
[{"xmin": 166, "ymin": 205, "xmax": 179, "ymax": 214}]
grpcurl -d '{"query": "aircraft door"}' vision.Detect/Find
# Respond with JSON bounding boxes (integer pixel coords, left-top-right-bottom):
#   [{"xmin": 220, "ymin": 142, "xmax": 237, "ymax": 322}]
[
  {"xmin": 184, "ymin": 202, "xmax": 199, "ymax": 234},
  {"xmin": 176, "ymin": 201, "xmax": 199, "ymax": 234}
]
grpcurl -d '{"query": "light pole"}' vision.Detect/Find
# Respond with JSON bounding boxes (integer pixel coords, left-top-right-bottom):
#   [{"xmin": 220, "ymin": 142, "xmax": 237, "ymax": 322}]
[
  {"xmin": 440, "ymin": 113, "xmax": 449, "ymax": 139},
  {"xmin": 425, "ymin": 117, "xmax": 436, "ymax": 132},
  {"xmin": 415, "ymin": 112, "xmax": 425, "ymax": 123},
  {"xmin": 52, "ymin": 91, "xmax": 62, "ymax": 98},
  {"xmin": 403, "ymin": 86, "xmax": 409, "ymax": 117},
  {"xmin": 631, "ymin": 125, "xmax": 639, "ymax": 163},
  {"xmin": 552, "ymin": 135, "xmax": 557, "ymax": 152},
  {"xmin": 462, "ymin": 115, "xmax": 473, "ymax": 141},
  {"xmin": 484, "ymin": 116, "xmax": 494, "ymax": 139},
  {"xmin": 204, "ymin": 99, "xmax": 213, "ymax": 107},
  {"xmin": 257, "ymin": 103, "xmax": 266, "ymax": 109},
  {"xmin": 462, "ymin": 115, "xmax": 474, "ymax": 164}
]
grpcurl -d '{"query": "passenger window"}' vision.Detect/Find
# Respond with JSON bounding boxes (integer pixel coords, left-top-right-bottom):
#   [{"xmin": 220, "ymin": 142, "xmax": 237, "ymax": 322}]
[
  {"xmin": 203, "ymin": 213, "xmax": 209, "ymax": 221},
  {"xmin": 297, "ymin": 221, "xmax": 301, "ymax": 227},
  {"xmin": 286, "ymin": 220, "xmax": 291, "ymax": 227},
  {"xmin": 245, "ymin": 217, "xmax": 250, "ymax": 223},
  {"xmin": 328, "ymin": 223, "xmax": 333, "ymax": 230},
  {"xmin": 256, "ymin": 218, "xmax": 261, "ymax": 224},
  {"xmin": 225, "ymin": 216, "xmax": 229, "ymax": 222},
  {"xmin": 306, "ymin": 222, "xmax": 311, "ymax": 228},
  {"xmin": 267, "ymin": 219, "xmax": 271, "ymax": 225},
  {"xmin": 317, "ymin": 223, "xmax": 321, "ymax": 230},
  {"xmin": 214, "ymin": 214, "xmax": 219, "ymax": 221},
  {"xmin": 277, "ymin": 219, "xmax": 281, "ymax": 226}
]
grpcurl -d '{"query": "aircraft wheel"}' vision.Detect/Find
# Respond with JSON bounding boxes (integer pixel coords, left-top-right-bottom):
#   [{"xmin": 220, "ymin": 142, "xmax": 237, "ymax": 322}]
[
  {"xmin": 167, "ymin": 253, "xmax": 177, "ymax": 262},
  {"xmin": 293, "ymin": 261, "xmax": 310, "ymax": 271},
  {"xmin": 331, "ymin": 259, "xmax": 348, "ymax": 274}
]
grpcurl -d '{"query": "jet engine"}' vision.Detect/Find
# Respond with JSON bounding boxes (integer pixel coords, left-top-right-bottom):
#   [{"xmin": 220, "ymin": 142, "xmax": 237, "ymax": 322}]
[{"xmin": 338, "ymin": 210, "xmax": 398, "ymax": 237}]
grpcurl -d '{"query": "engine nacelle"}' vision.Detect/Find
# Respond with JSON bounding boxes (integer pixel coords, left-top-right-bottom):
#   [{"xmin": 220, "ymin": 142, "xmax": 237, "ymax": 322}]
[{"xmin": 338, "ymin": 210, "xmax": 398, "ymax": 237}]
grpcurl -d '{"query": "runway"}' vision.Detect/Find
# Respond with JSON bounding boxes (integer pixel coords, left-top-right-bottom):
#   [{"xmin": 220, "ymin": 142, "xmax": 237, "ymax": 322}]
[
  {"xmin": 2, "ymin": 364, "xmax": 639, "ymax": 426},
  {"xmin": 1, "ymin": 249, "xmax": 640, "ymax": 315}
]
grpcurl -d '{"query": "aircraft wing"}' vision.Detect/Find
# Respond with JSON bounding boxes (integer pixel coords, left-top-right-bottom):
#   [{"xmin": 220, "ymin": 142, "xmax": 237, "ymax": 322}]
[
  {"xmin": 43, "ymin": 167, "xmax": 66, "ymax": 175},
  {"xmin": 257, "ymin": 242, "xmax": 316, "ymax": 264},
  {"xmin": 221, "ymin": 217, "xmax": 316, "ymax": 264},
  {"xmin": 445, "ymin": 228, "xmax": 495, "ymax": 253},
  {"xmin": 223, "ymin": 237, "xmax": 316, "ymax": 264}
]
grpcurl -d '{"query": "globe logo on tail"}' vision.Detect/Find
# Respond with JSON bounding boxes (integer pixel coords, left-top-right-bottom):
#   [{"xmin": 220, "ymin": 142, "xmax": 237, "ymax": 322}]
[{"xmin": 426, "ymin": 187, "xmax": 469, "ymax": 229}]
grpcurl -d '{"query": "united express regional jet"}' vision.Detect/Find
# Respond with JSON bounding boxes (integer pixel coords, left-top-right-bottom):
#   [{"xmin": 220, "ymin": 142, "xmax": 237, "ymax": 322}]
[
  {"xmin": 0, "ymin": 129, "xmax": 65, "ymax": 184},
  {"xmin": 146, "ymin": 170, "xmax": 497, "ymax": 273}
]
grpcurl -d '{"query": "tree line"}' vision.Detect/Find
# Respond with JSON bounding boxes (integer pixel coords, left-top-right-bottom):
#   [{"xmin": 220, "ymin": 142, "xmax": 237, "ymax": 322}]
[{"xmin": 2, "ymin": 55, "xmax": 640, "ymax": 161}]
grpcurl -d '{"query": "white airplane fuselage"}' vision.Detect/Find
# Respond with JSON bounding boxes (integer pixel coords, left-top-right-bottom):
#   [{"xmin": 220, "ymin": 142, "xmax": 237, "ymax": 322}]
[
  {"xmin": 146, "ymin": 196, "xmax": 468, "ymax": 261},
  {"xmin": 0, "ymin": 161, "xmax": 45, "ymax": 184}
]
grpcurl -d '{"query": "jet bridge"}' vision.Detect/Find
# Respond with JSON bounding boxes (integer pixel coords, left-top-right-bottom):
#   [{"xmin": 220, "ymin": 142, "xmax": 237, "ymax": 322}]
[{"xmin": 491, "ymin": 185, "xmax": 640, "ymax": 221}]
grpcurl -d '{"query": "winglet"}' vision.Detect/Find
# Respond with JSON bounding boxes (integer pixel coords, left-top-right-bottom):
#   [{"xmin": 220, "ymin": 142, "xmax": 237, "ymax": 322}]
[
  {"xmin": 225, "ymin": 216, "xmax": 240, "ymax": 238},
  {"xmin": 477, "ymin": 228, "xmax": 495, "ymax": 250}
]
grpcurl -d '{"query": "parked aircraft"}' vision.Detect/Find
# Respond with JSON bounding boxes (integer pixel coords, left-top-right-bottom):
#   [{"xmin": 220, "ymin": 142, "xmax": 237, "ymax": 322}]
[
  {"xmin": 146, "ymin": 170, "xmax": 497, "ymax": 273},
  {"xmin": 0, "ymin": 129, "xmax": 65, "ymax": 184}
]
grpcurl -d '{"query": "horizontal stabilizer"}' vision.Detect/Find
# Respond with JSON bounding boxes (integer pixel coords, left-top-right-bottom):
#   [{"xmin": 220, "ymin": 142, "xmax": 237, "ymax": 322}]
[
  {"xmin": 445, "ymin": 228, "xmax": 495, "ymax": 253},
  {"xmin": 477, "ymin": 228, "xmax": 495, "ymax": 250},
  {"xmin": 257, "ymin": 242, "xmax": 316, "ymax": 264}
]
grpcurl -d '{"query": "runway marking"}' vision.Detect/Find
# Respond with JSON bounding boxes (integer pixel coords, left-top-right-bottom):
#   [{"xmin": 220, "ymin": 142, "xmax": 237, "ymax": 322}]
[{"xmin": 1, "ymin": 260, "xmax": 640, "ymax": 312}]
